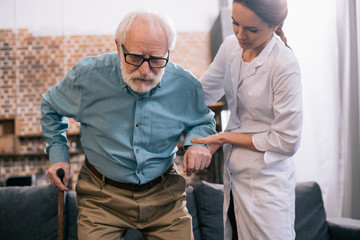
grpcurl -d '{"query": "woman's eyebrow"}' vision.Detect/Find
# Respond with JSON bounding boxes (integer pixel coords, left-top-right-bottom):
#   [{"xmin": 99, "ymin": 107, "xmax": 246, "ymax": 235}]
[{"xmin": 231, "ymin": 17, "xmax": 260, "ymax": 30}]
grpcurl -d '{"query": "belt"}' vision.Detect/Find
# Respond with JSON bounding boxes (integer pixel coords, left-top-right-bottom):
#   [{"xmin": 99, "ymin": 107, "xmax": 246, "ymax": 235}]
[{"xmin": 85, "ymin": 158, "xmax": 173, "ymax": 191}]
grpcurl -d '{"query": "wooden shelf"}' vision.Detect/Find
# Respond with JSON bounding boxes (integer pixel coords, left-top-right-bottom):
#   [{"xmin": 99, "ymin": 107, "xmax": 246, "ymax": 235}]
[
  {"xmin": 0, "ymin": 150, "xmax": 83, "ymax": 158},
  {"xmin": 17, "ymin": 132, "xmax": 81, "ymax": 138}
]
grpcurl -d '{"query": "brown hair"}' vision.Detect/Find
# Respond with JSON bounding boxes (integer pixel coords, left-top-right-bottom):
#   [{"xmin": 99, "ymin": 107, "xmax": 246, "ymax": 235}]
[{"xmin": 233, "ymin": 0, "xmax": 290, "ymax": 48}]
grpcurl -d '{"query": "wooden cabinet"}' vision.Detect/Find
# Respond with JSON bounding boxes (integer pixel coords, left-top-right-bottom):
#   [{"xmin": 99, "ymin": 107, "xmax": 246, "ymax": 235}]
[{"xmin": 0, "ymin": 119, "xmax": 18, "ymax": 154}]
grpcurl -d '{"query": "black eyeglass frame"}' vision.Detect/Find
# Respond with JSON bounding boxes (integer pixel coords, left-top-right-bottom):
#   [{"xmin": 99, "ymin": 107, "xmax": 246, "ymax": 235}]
[{"xmin": 121, "ymin": 44, "xmax": 169, "ymax": 68}]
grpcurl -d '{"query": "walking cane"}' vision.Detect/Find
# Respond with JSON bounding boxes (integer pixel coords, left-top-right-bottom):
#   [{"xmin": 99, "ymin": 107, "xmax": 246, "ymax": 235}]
[{"xmin": 57, "ymin": 168, "xmax": 65, "ymax": 240}]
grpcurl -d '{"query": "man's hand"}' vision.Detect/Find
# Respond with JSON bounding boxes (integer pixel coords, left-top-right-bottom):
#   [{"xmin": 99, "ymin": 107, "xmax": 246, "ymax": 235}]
[
  {"xmin": 182, "ymin": 145, "xmax": 212, "ymax": 177},
  {"xmin": 45, "ymin": 162, "xmax": 71, "ymax": 191}
]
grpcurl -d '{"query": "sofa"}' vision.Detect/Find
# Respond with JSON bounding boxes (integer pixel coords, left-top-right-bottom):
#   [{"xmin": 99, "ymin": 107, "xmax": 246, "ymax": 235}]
[{"xmin": 1, "ymin": 181, "xmax": 359, "ymax": 240}]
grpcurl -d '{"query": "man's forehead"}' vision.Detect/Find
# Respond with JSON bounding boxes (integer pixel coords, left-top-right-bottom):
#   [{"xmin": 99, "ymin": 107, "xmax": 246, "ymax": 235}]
[{"xmin": 124, "ymin": 21, "xmax": 168, "ymax": 54}]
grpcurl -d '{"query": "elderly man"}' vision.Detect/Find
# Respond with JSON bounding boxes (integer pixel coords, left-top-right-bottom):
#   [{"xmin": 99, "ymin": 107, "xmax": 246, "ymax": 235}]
[{"xmin": 41, "ymin": 9, "xmax": 216, "ymax": 240}]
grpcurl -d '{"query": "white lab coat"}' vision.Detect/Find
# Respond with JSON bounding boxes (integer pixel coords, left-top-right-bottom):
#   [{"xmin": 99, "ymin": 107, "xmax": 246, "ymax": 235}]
[{"xmin": 200, "ymin": 34, "xmax": 302, "ymax": 240}]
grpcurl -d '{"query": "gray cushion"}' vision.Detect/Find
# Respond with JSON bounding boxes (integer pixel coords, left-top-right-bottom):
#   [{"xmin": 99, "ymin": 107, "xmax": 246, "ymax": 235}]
[
  {"xmin": 194, "ymin": 180, "xmax": 224, "ymax": 240},
  {"xmin": 186, "ymin": 185, "xmax": 201, "ymax": 240},
  {"xmin": 0, "ymin": 184, "xmax": 58, "ymax": 240},
  {"xmin": 295, "ymin": 181, "xmax": 329, "ymax": 240},
  {"xmin": 124, "ymin": 228, "xmax": 144, "ymax": 240}
]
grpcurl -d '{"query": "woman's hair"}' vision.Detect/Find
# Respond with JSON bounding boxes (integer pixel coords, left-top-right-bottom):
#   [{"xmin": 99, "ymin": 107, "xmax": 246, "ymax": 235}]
[
  {"xmin": 233, "ymin": 0, "xmax": 290, "ymax": 48},
  {"xmin": 115, "ymin": 9, "xmax": 177, "ymax": 51}
]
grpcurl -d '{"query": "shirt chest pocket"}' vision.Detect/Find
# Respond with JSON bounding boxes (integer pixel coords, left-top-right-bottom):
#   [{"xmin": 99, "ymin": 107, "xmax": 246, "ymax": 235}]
[
  {"xmin": 150, "ymin": 121, "xmax": 183, "ymax": 153},
  {"xmin": 240, "ymin": 77, "xmax": 273, "ymax": 116}
]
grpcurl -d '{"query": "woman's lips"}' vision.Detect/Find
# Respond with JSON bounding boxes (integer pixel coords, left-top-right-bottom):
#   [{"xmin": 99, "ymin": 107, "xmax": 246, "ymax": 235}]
[{"xmin": 239, "ymin": 41, "xmax": 250, "ymax": 46}]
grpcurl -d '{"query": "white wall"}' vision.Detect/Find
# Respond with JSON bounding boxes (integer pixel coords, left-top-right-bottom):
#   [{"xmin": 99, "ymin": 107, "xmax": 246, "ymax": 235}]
[{"xmin": 0, "ymin": 0, "xmax": 220, "ymax": 35}]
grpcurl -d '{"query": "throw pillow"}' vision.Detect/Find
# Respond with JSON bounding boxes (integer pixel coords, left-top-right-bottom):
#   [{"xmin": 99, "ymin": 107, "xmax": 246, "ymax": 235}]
[
  {"xmin": 186, "ymin": 185, "xmax": 201, "ymax": 240},
  {"xmin": 194, "ymin": 180, "xmax": 224, "ymax": 240}
]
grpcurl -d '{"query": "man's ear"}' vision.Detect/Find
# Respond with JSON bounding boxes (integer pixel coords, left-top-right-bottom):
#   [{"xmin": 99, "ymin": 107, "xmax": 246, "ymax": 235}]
[
  {"xmin": 115, "ymin": 39, "xmax": 121, "ymax": 58},
  {"xmin": 115, "ymin": 39, "xmax": 120, "ymax": 50}
]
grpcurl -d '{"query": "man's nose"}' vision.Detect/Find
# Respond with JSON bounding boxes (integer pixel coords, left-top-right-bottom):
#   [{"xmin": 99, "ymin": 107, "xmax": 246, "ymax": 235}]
[{"xmin": 138, "ymin": 60, "xmax": 151, "ymax": 75}]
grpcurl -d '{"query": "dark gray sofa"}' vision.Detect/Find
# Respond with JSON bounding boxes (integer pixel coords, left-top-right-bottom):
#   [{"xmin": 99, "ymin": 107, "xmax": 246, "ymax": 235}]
[{"xmin": 0, "ymin": 181, "xmax": 359, "ymax": 240}]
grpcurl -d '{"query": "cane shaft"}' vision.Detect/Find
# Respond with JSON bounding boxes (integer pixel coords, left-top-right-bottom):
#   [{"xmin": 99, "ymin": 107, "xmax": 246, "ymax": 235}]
[{"xmin": 57, "ymin": 188, "xmax": 64, "ymax": 240}]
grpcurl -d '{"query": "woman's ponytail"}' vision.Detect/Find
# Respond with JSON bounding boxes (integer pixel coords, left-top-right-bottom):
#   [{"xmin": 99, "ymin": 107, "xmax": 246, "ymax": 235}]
[{"xmin": 275, "ymin": 24, "xmax": 291, "ymax": 49}]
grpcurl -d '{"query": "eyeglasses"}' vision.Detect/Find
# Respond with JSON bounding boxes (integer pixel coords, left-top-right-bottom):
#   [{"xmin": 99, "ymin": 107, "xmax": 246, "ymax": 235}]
[{"xmin": 121, "ymin": 44, "xmax": 169, "ymax": 68}]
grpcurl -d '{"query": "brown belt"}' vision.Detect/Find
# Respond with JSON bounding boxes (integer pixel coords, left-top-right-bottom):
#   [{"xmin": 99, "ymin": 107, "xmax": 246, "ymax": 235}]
[{"xmin": 85, "ymin": 158, "xmax": 173, "ymax": 191}]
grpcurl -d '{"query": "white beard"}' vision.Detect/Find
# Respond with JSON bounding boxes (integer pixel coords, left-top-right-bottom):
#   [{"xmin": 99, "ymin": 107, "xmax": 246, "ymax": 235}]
[{"xmin": 120, "ymin": 61, "xmax": 164, "ymax": 94}]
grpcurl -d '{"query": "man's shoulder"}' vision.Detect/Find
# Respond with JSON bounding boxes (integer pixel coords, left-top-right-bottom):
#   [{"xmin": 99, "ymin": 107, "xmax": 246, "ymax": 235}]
[
  {"xmin": 164, "ymin": 62, "xmax": 199, "ymax": 86},
  {"xmin": 72, "ymin": 52, "xmax": 119, "ymax": 76}
]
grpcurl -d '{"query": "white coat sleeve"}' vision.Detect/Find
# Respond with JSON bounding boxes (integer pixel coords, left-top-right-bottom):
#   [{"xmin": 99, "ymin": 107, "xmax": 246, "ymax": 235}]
[
  {"xmin": 199, "ymin": 38, "xmax": 230, "ymax": 105},
  {"xmin": 252, "ymin": 55, "xmax": 303, "ymax": 164}
]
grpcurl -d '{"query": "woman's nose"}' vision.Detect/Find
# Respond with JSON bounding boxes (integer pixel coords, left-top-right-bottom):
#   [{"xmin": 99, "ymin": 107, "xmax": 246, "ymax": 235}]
[{"xmin": 236, "ymin": 27, "xmax": 246, "ymax": 40}]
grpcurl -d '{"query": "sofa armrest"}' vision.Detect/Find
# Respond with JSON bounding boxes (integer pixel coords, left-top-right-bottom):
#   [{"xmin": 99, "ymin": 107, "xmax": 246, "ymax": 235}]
[
  {"xmin": 327, "ymin": 217, "xmax": 360, "ymax": 240},
  {"xmin": 65, "ymin": 190, "xmax": 79, "ymax": 240},
  {"xmin": 295, "ymin": 182, "xmax": 329, "ymax": 240}
]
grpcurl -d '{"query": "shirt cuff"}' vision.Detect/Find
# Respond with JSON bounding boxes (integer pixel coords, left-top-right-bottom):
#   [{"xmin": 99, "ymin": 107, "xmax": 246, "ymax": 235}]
[
  {"xmin": 252, "ymin": 133, "xmax": 290, "ymax": 164},
  {"xmin": 48, "ymin": 144, "xmax": 70, "ymax": 165},
  {"xmin": 183, "ymin": 131, "xmax": 209, "ymax": 150},
  {"xmin": 252, "ymin": 132, "xmax": 268, "ymax": 151}
]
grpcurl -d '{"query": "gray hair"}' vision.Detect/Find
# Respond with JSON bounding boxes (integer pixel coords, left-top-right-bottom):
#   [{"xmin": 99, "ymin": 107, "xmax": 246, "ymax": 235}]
[{"xmin": 115, "ymin": 9, "xmax": 177, "ymax": 50}]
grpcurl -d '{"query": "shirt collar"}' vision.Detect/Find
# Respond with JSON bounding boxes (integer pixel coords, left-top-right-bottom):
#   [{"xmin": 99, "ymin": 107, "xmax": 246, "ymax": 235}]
[
  {"xmin": 123, "ymin": 83, "xmax": 162, "ymax": 98},
  {"xmin": 253, "ymin": 33, "xmax": 276, "ymax": 67}
]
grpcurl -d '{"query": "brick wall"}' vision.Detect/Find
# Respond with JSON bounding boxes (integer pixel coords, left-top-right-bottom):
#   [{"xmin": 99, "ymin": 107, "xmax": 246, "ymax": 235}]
[
  {"xmin": 0, "ymin": 30, "xmax": 16, "ymax": 119},
  {"xmin": 0, "ymin": 29, "xmax": 212, "ymax": 188}
]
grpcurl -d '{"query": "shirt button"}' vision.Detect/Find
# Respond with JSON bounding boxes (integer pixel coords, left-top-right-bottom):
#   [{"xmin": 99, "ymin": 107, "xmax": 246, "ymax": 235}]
[
  {"xmin": 138, "ymin": 97, "xmax": 142, "ymax": 100},
  {"xmin": 136, "ymin": 123, "xmax": 140, "ymax": 127},
  {"xmin": 136, "ymin": 149, "xmax": 139, "ymax": 153},
  {"xmin": 137, "ymin": 170, "xmax": 141, "ymax": 174}
]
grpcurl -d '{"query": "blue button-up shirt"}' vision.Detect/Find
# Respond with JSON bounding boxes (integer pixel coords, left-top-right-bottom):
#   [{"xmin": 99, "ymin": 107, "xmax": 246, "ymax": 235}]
[{"xmin": 41, "ymin": 52, "xmax": 216, "ymax": 184}]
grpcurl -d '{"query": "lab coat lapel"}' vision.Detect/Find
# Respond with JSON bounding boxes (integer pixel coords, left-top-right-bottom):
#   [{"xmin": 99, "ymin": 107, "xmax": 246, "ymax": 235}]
[
  {"xmin": 240, "ymin": 34, "xmax": 277, "ymax": 82},
  {"xmin": 228, "ymin": 50, "xmax": 242, "ymax": 129}
]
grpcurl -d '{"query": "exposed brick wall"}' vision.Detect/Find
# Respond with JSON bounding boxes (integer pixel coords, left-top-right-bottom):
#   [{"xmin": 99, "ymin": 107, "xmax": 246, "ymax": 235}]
[
  {"xmin": 171, "ymin": 32, "xmax": 212, "ymax": 78},
  {"xmin": 0, "ymin": 29, "xmax": 212, "ymax": 188},
  {"xmin": 64, "ymin": 35, "xmax": 117, "ymax": 72},
  {"xmin": 16, "ymin": 29, "xmax": 66, "ymax": 135},
  {"xmin": 0, "ymin": 30, "xmax": 17, "ymax": 119}
]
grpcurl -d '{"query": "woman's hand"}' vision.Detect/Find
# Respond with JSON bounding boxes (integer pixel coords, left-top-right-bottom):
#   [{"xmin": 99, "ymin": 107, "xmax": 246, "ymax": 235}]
[{"xmin": 191, "ymin": 133, "xmax": 223, "ymax": 155}]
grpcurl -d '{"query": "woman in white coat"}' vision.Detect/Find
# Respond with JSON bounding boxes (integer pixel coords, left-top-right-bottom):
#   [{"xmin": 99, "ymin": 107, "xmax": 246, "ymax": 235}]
[{"xmin": 192, "ymin": 0, "xmax": 302, "ymax": 239}]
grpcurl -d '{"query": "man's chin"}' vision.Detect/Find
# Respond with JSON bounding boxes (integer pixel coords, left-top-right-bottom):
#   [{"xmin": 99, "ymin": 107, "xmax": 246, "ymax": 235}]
[{"xmin": 128, "ymin": 81, "xmax": 156, "ymax": 94}]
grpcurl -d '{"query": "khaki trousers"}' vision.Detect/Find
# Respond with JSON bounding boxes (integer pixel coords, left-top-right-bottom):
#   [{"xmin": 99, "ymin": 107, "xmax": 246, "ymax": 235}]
[{"xmin": 76, "ymin": 162, "xmax": 194, "ymax": 240}]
